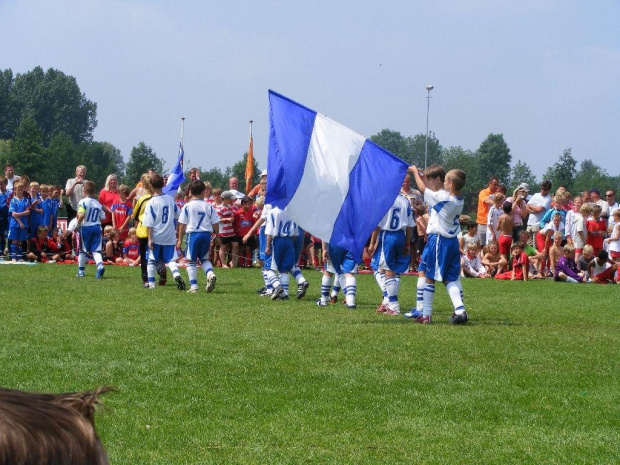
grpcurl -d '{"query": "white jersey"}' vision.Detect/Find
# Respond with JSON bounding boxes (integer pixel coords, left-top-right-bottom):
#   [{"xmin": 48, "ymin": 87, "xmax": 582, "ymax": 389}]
[
  {"xmin": 77, "ymin": 197, "xmax": 105, "ymax": 227},
  {"xmin": 142, "ymin": 194, "xmax": 179, "ymax": 245},
  {"xmin": 265, "ymin": 207, "xmax": 298, "ymax": 238},
  {"xmin": 425, "ymin": 189, "xmax": 464, "ymax": 238},
  {"xmin": 259, "ymin": 203, "xmax": 273, "ymax": 229},
  {"xmin": 486, "ymin": 205, "xmax": 503, "ymax": 242},
  {"xmin": 378, "ymin": 194, "xmax": 414, "ymax": 232},
  {"xmin": 179, "ymin": 199, "xmax": 220, "ymax": 233},
  {"xmin": 609, "ymin": 223, "xmax": 620, "ymax": 253}
]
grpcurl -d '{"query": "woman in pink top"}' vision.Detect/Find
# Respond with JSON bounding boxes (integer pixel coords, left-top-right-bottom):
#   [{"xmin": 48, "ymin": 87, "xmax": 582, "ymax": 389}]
[
  {"xmin": 98, "ymin": 174, "xmax": 120, "ymax": 229},
  {"xmin": 507, "ymin": 184, "xmax": 530, "ymax": 241}
]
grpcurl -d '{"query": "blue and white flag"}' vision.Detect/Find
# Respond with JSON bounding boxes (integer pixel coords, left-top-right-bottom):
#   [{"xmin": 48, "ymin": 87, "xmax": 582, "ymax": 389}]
[
  {"xmin": 266, "ymin": 90, "xmax": 408, "ymax": 262},
  {"xmin": 163, "ymin": 140, "xmax": 185, "ymax": 196}
]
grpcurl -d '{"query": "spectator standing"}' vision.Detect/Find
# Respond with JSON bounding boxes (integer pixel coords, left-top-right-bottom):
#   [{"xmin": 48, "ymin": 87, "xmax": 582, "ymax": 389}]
[
  {"xmin": 605, "ymin": 190, "xmax": 619, "ymax": 228},
  {"xmin": 98, "ymin": 174, "xmax": 120, "ymax": 229},
  {"xmin": 589, "ymin": 189, "xmax": 609, "ymax": 220},
  {"xmin": 228, "ymin": 176, "xmax": 244, "ymax": 201},
  {"xmin": 476, "ymin": 177, "xmax": 500, "ymax": 247},
  {"xmin": 65, "ymin": 165, "xmax": 88, "ymax": 224},
  {"xmin": 525, "ymin": 180, "xmax": 552, "ymax": 245},
  {"xmin": 4, "ymin": 165, "xmax": 20, "ymax": 192}
]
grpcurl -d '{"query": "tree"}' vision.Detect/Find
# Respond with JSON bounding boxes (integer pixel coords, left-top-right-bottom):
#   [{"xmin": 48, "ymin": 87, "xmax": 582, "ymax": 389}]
[
  {"xmin": 45, "ymin": 133, "xmax": 79, "ymax": 186},
  {"xmin": 228, "ymin": 152, "xmax": 260, "ymax": 193},
  {"xmin": 0, "ymin": 139, "xmax": 11, "ymax": 168},
  {"xmin": 123, "ymin": 142, "xmax": 162, "ymax": 186},
  {"xmin": 572, "ymin": 159, "xmax": 612, "ymax": 194},
  {"xmin": 200, "ymin": 167, "xmax": 228, "ymax": 190},
  {"xmin": 508, "ymin": 160, "xmax": 538, "ymax": 193},
  {"xmin": 0, "ymin": 69, "xmax": 14, "ymax": 139},
  {"xmin": 370, "ymin": 129, "xmax": 442, "ymax": 167},
  {"xmin": 82, "ymin": 141, "xmax": 125, "ymax": 189},
  {"xmin": 442, "ymin": 146, "xmax": 479, "ymax": 213},
  {"xmin": 8, "ymin": 66, "xmax": 97, "ymax": 144},
  {"xmin": 10, "ymin": 116, "xmax": 45, "ymax": 181},
  {"xmin": 475, "ymin": 133, "xmax": 511, "ymax": 185},
  {"xmin": 542, "ymin": 148, "xmax": 577, "ymax": 192}
]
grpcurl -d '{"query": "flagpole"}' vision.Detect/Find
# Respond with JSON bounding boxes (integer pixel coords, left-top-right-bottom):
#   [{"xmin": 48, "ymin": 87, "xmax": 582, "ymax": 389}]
[
  {"xmin": 245, "ymin": 120, "xmax": 254, "ymax": 194},
  {"xmin": 180, "ymin": 117, "xmax": 185, "ymax": 144}
]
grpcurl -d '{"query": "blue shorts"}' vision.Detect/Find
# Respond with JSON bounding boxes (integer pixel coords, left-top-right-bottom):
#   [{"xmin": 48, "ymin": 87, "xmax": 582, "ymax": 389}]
[
  {"xmin": 80, "ymin": 224, "xmax": 102, "ymax": 254},
  {"xmin": 149, "ymin": 244, "xmax": 178, "ymax": 263},
  {"xmin": 186, "ymin": 231, "xmax": 212, "ymax": 262},
  {"xmin": 371, "ymin": 230, "xmax": 409, "ymax": 274},
  {"xmin": 8, "ymin": 226, "xmax": 28, "ymax": 242},
  {"xmin": 269, "ymin": 236, "xmax": 295, "ymax": 273},
  {"xmin": 419, "ymin": 233, "xmax": 461, "ymax": 282},
  {"xmin": 327, "ymin": 243, "xmax": 357, "ymax": 275}
]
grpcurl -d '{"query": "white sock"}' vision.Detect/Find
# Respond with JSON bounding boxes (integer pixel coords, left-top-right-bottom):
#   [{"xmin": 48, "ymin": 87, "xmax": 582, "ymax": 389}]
[{"xmin": 446, "ymin": 280, "xmax": 465, "ymax": 315}]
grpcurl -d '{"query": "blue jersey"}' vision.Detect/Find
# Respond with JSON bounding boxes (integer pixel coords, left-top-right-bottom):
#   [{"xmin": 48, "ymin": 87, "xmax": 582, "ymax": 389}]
[
  {"xmin": 28, "ymin": 197, "xmax": 44, "ymax": 228},
  {"xmin": 8, "ymin": 196, "xmax": 30, "ymax": 229},
  {"xmin": 77, "ymin": 197, "xmax": 105, "ymax": 227},
  {"xmin": 142, "ymin": 194, "xmax": 179, "ymax": 245},
  {"xmin": 40, "ymin": 198, "xmax": 53, "ymax": 229}
]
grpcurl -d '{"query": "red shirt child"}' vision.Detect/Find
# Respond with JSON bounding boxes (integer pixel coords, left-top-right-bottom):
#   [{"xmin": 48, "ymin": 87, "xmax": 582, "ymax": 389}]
[{"xmin": 586, "ymin": 211, "xmax": 606, "ymax": 255}]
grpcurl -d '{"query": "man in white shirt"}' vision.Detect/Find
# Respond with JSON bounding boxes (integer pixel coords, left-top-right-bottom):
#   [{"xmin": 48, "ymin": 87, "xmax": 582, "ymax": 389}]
[{"xmin": 526, "ymin": 180, "xmax": 553, "ymax": 245}]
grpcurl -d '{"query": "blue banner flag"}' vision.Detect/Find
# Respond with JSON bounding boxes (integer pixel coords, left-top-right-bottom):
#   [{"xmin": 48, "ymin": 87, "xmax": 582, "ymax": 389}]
[
  {"xmin": 163, "ymin": 140, "xmax": 185, "ymax": 196},
  {"xmin": 266, "ymin": 90, "xmax": 409, "ymax": 262}
]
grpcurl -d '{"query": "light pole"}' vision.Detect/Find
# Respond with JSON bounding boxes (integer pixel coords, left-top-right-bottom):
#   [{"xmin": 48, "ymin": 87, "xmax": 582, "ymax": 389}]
[{"xmin": 424, "ymin": 85, "xmax": 434, "ymax": 169}]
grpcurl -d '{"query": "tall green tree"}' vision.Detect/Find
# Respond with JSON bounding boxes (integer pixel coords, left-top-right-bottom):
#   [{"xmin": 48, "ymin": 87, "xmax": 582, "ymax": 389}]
[
  {"xmin": 200, "ymin": 167, "xmax": 228, "ymax": 190},
  {"xmin": 572, "ymin": 159, "xmax": 611, "ymax": 194},
  {"xmin": 10, "ymin": 116, "xmax": 45, "ymax": 180},
  {"xmin": 82, "ymin": 141, "xmax": 125, "ymax": 189},
  {"xmin": 8, "ymin": 66, "xmax": 97, "ymax": 144},
  {"xmin": 475, "ymin": 133, "xmax": 511, "ymax": 185},
  {"xmin": 229, "ymin": 152, "xmax": 260, "ymax": 193},
  {"xmin": 542, "ymin": 148, "xmax": 577, "ymax": 192},
  {"xmin": 45, "ymin": 133, "xmax": 79, "ymax": 186},
  {"xmin": 124, "ymin": 142, "xmax": 162, "ymax": 186},
  {"xmin": 442, "ymin": 146, "xmax": 478, "ymax": 213},
  {"xmin": 0, "ymin": 69, "xmax": 14, "ymax": 139},
  {"xmin": 509, "ymin": 160, "xmax": 538, "ymax": 192},
  {"xmin": 370, "ymin": 129, "xmax": 442, "ymax": 167},
  {"xmin": 0, "ymin": 139, "xmax": 11, "ymax": 168}
]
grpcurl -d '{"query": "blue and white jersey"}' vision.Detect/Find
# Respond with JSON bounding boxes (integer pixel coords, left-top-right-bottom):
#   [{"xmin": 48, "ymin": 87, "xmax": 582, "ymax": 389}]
[
  {"xmin": 425, "ymin": 188, "xmax": 464, "ymax": 238},
  {"xmin": 265, "ymin": 207, "xmax": 298, "ymax": 238},
  {"xmin": 77, "ymin": 197, "xmax": 105, "ymax": 227},
  {"xmin": 259, "ymin": 203, "xmax": 273, "ymax": 229},
  {"xmin": 142, "ymin": 194, "xmax": 179, "ymax": 245},
  {"xmin": 377, "ymin": 194, "xmax": 414, "ymax": 232},
  {"xmin": 179, "ymin": 199, "xmax": 220, "ymax": 233}
]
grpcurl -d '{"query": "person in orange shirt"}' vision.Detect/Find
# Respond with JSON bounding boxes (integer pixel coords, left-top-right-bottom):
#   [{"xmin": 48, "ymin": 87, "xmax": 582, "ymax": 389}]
[{"xmin": 476, "ymin": 176, "xmax": 499, "ymax": 247}]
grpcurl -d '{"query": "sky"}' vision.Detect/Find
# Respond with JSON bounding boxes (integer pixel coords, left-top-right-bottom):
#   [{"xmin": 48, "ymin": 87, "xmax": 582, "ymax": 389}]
[{"xmin": 1, "ymin": 0, "xmax": 619, "ymax": 180}]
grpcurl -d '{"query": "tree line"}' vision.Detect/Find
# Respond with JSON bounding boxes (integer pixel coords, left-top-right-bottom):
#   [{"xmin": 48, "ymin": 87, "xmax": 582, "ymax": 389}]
[
  {"xmin": 1, "ymin": 66, "xmax": 617, "ymax": 211},
  {"xmin": 370, "ymin": 130, "xmax": 620, "ymax": 213},
  {"xmin": 0, "ymin": 66, "xmax": 259, "ymax": 193}
]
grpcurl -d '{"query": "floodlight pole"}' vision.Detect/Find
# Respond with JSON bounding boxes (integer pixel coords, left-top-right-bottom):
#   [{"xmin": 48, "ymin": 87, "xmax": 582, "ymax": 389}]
[{"xmin": 424, "ymin": 85, "xmax": 434, "ymax": 169}]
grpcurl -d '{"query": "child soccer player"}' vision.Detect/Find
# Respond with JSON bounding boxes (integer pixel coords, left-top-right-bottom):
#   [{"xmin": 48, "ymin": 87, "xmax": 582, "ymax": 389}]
[
  {"xmin": 316, "ymin": 241, "xmax": 358, "ymax": 309},
  {"xmin": 216, "ymin": 191, "xmax": 239, "ymax": 268},
  {"xmin": 142, "ymin": 173, "xmax": 186, "ymax": 290},
  {"xmin": 76, "ymin": 181, "xmax": 106, "ymax": 278},
  {"xmin": 462, "ymin": 243, "xmax": 488, "ymax": 278},
  {"xmin": 105, "ymin": 229, "xmax": 124, "ymax": 263},
  {"xmin": 554, "ymin": 244, "xmax": 585, "ymax": 283},
  {"xmin": 234, "ymin": 196, "xmax": 257, "ymax": 267},
  {"xmin": 27, "ymin": 182, "xmax": 44, "ymax": 243},
  {"xmin": 27, "ymin": 225, "xmax": 51, "ymax": 262},
  {"xmin": 369, "ymin": 190, "xmax": 414, "ymax": 315},
  {"xmin": 111, "ymin": 184, "xmax": 133, "ymax": 240},
  {"xmin": 586, "ymin": 204, "xmax": 606, "ymax": 256},
  {"xmin": 177, "ymin": 180, "xmax": 220, "ymax": 293},
  {"xmin": 264, "ymin": 206, "xmax": 298, "ymax": 300},
  {"xmin": 49, "ymin": 226, "xmax": 73, "ymax": 262},
  {"xmin": 495, "ymin": 242, "xmax": 529, "ymax": 281},
  {"xmin": 39, "ymin": 185, "xmax": 54, "ymax": 233},
  {"xmin": 486, "ymin": 193, "xmax": 505, "ymax": 245},
  {"xmin": 8, "ymin": 182, "xmax": 30, "ymax": 261},
  {"xmin": 0, "ymin": 176, "xmax": 9, "ymax": 256},
  {"xmin": 409, "ymin": 165, "xmax": 468, "ymax": 324},
  {"xmin": 404, "ymin": 165, "xmax": 444, "ymax": 319},
  {"xmin": 588, "ymin": 250, "xmax": 619, "ymax": 284}
]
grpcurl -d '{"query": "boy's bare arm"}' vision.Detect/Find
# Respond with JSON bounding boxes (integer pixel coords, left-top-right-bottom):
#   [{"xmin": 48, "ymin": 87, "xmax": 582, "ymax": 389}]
[{"xmin": 408, "ymin": 166, "xmax": 429, "ymax": 193}]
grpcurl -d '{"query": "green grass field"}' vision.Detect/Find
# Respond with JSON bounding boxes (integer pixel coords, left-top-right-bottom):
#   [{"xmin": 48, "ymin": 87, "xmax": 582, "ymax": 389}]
[{"xmin": 1, "ymin": 263, "xmax": 618, "ymax": 464}]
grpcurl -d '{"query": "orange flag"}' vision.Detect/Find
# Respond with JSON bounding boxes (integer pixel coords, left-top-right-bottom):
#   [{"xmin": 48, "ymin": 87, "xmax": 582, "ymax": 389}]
[{"xmin": 245, "ymin": 123, "xmax": 254, "ymax": 193}]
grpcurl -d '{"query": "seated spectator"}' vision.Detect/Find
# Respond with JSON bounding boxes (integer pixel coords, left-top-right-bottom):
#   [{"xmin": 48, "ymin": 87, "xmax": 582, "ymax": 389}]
[
  {"xmin": 495, "ymin": 241, "xmax": 529, "ymax": 281},
  {"xmin": 104, "ymin": 228, "xmax": 123, "ymax": 264},
  {"xmin": 578, "ymin": 244, "xmax": 595, "ymax": 275},
  {"xmin": 27, "ymin": 225, "xmax": 51, "ymax": 262},
  {"xmin": 122, "ymin": 227, "xmax": 141, "ymax": 266},
  {"xmin": 462, "ymin": 243, "xmax": 488, "ymax": 278},
  {"xmin": 459, "ymin": 221, "xmax": 479, "ymax": 255},
  {"xmin": 481, "ymin": 240, "xmax": 507, "ymax": 277},
  {"xmin": 518, "ymin": 230, "xmax": 545, "ymax": 278},
  {"xmin": 547, "ymin": 231, "xmax": 564, "ymax": 276},
  {"xmin": 49, "ymin": 226, "xmax": 74, "ymax": 261},
  {"xmin": 554, "ymin": 244, "xmax": 585, "ymax": 283},
  {"xmin": 588, "ymin": 250, "xmax": 619, "ymax": 283}
]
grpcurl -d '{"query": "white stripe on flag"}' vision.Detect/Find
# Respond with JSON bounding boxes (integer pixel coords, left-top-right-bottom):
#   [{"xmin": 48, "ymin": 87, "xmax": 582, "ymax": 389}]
[{"xmin": 286, "ymin": 114, "xmax": 366, "ymax": 241}]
